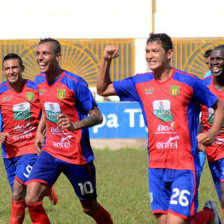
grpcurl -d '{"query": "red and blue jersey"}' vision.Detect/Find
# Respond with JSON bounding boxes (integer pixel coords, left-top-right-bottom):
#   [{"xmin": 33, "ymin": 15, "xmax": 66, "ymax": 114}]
[
  {"xmin": 0, "ymin": 80, "xmax": 41, "ymax": 158},
  {"xmin": 113, "ymin": 68, "xmax": 217, "ymax": 170},
  {"xmin": 34, "ymin": 70, "xmax": 96, "ymax": 165},
  {"xmin": 201, "ymin": 76, "xmax": 224, "ymax": 162}
]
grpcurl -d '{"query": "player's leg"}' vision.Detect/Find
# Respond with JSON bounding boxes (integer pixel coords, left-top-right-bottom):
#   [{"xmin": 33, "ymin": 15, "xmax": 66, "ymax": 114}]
[
  {"xmin": 148, "ymin": 168, "xmax": 171, "ymax": 224},
  {"xmin": 166, "ymin": 169, "xmax": 199, "ymax": 224},
  {"xmin": 64, "ymin": 161, "xmax": 113, "ymax": 224},
  {"xmin": 10, "ymin": 180, "xmax": 26, "ymax": 224},
  {"xmin": 45, "ymin": 183, "xmax": 58, "ymax": 205},
  {"xmin": 221, "ymin": 182, "xmax": 224, "ymax": 222},
  {"xmin": 4, "ymin": 157, "xmax": 26, "ymax": 224},
  {"xmin": 26, "ymin": 182, "xmax": 50, "ymax": 224},
  {"xmin": 25, "ymin": 151, "xmax": 60, "ymax": 224},
  {"xmin": 208, "ymin": 160, "xmax": 223, "ymax": 222},
  {"xmin": 190, "ymin": 200, "xmax": 221, "ymax": 224},
  {"xmin": 9, "ymin": 154, "xmax": 38, "ymax": 224},
  {"xmin": 154, "ymin": 213, "xmax": 167, "ymax": 224}
]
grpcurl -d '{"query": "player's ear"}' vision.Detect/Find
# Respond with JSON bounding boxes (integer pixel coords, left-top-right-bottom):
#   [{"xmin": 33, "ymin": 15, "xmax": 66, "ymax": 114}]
[
  {"xmin": 21, "ymin": 64, "xmax": 25, "ymax": 72},
  {"xmin": 167, "ymin": 49, "xmax": 173, "ymax": 60},
  {"xmin": 56, "ymin": 53, "xmax": 61, "ymax": 63}
]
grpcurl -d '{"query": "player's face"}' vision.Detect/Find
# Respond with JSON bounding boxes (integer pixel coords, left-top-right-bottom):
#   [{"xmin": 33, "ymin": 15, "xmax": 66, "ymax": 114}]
[
  {"xmin": 3, "ymin": 58, "xmax": 24, "ymax": 85},
  {"xmin": 36, "ymin": 42, "xmax": 61, "ymax": 74},
  {"xmin": 145, "ymin": 41, "xmax": 173, "ymax": 72},
  {"xmin": 210, "ymin": 49, "xmax": 224, "ymax": 77},
  {"xmin": 204, "ymin": 56, "xmax": 211, "ymax": 69}
]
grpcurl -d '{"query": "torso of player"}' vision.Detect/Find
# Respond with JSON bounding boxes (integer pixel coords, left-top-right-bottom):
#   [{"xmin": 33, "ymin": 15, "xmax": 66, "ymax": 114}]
[
  {"xmin": 36, "ymin": 72, "xmax": 92, "ymax": 164},
  {"xmin": 201, "ymin": 78, "xmax": 224, "ymax": 161},
  {"xmin": 135, "ymin": 74, "xmax": 197, "ymax": 170},
  {"xmin": 0, "ymin": 81, "xmax": 40, "ymax": 158}
]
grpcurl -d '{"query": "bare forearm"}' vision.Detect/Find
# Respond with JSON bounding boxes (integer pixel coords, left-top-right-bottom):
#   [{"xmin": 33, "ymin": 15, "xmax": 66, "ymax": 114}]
[
  {"xmin": 96, "ymin": 59, "xmax": 112, "ymax": 95},
  {"xmin": 73, "ymin": 114, "xmax": 103, "ymax": 130},
  {"xmin": 37, "ymin": 115, "xmax": 46, "ymax": 134}
]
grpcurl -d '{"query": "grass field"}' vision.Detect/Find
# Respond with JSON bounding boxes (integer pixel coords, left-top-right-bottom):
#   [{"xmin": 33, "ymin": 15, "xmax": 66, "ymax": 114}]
[{"xmin": 0, "ymin": 148, "xmax": 221, "ymax": 224}]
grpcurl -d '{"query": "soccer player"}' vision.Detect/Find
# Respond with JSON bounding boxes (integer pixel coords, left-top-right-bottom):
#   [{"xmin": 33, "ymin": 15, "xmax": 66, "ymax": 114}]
[
  {"xmin": 96, "ymin": 33, "xmax": 224, "ymax": 224},
  {"xmin": 25, "ymin": 38, "xmax": 113, "ymax": 224},
  {"xmin": 200, "ymin": 45, "xmax": 224, "ymax": 223},
  {"xmin": 204, "ymin": 49, "xmax": 213, "ymax": 78},
  {"xmin": 0, "ymin": 53, "xmax": 57, "ymax": 224}
]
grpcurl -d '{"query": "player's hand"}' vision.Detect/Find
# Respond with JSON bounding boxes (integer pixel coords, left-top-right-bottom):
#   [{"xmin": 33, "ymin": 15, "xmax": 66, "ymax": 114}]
[
  {"xmin": 103, "ymin": 45, "xmax": 120, "ymax": 61},
  {"xmin": 35, "ymin": 132, "xmax": 45, "ymax": 155},
  {"xmin": 198, "ymin": 142, "xmax": 206, "ymax": 152},
  {"xmin": 57, "ymin": 113, "xmax": 75, "ymax": 132},
  {"xmin": 197, "ymin": 132, "xmax": 215, "ymax": 147},
  {"xmin": 0, "ymin": 132, "xmax": 9, "ymax": 143}
]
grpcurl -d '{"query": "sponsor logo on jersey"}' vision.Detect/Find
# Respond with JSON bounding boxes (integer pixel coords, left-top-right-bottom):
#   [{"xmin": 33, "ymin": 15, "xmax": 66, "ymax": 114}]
[
  {"xmin": 12, "ymin": 132, "xmax": 33, "ymax": 141},
  {"xmin": 26, "ymin": 92, "xmax": 34, "ymax": 101},
  {"xmin": 13, "ymin": 102, "xmax": 31, "ymax": 120},
  {"xmin": 51, "ymin": 127, "xmax": 72, "ymax": 148},
  {"xmin": 57, "ymin": 89, "xmax": 66, "ymax": 100},
  {"xmin": 208, "ymin": 107, "xmax": 214, "ymax": 125},
  {"xmin": 145, "ymin": 87, "xmax": 154, "ymax": 94},
  {"xmin": 170, "ymin": 86, "xmax": 180, "ymax": 96},
  {"xmin": 52, "ymin": 141, "xmax": 71, "ymax": 148},
  {"xmin": 156, "ymin": 121, "xmax": 176, "ymax": 134},
  {"xmin": 3, "ymin": 96, "xmax": 12, "ymax": 101},
  {"xmin": 156, "ymin": 135, "xmax": 179, "ymax": 149},
  {"xmin": 44, "ymin": 102, "xmax": 61, "ymax": 123},
  {"xmin": 39, "ymin": 90, "xmax": 45, "ymax": 95},
  {"xmin": 153, "ymin": 100, "xmax": 173, "ymax": 121}
]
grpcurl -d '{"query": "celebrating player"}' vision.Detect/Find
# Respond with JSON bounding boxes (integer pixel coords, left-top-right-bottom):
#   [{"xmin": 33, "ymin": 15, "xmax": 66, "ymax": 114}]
[
  {"xmin": 96, "ymin": 33, "xmax": 224, "ymax": 224},
  {"xmin": 0, "ymin": 53, "xmax": 57, "ymax": 224},
  {"xmin": 200, "ymin": 45, "xmax": 224, "ymax": 223},
  {"xmin": 25, "ymin": 38, "xmax": 113, "ymax": 224}
]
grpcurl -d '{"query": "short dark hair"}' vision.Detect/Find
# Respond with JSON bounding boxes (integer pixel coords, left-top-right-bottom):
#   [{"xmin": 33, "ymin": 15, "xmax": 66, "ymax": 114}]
[
  {"xmin": 204, "ymin": 49, "xmax": 212, "ymax": 58},
  {"xmin": 146, "ymin": 33, "xmax": 173, "ymax": 52},
  {"xmin": 39, "ymin": 38, "xmax": 61, "ymax": 54},
  {"xmin": 213, "ymin": 45, "xmax": 224, "ymax": 52},
  {"xmin": 2, "ymin": 53, "xmax": 23, "ymax": 67}
]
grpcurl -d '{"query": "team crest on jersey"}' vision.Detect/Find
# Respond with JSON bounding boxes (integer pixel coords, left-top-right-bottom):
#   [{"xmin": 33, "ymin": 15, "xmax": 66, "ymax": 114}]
[
  {"xmin": 170, "ymin": 86, "xmax": 180, "ymax": 96},
  {"xmin": 26, "ymin": 92, "xmax": 34, "ymax": 101},
  {"xmin": 57, "ymin": 89, "xmax": 66, "ymax": 100}
]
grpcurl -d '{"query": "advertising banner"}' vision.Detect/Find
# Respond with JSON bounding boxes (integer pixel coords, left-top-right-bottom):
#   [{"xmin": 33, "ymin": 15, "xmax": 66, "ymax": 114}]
[{"xmin": 89, "ymin": 102, "xmax": 148, "ymax": 139}]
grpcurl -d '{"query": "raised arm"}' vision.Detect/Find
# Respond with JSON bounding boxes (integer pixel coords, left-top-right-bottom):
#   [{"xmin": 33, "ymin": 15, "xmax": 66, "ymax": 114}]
[{"xmin": 96, "ymin": 45, "xmax": 120, "ymax": 96}]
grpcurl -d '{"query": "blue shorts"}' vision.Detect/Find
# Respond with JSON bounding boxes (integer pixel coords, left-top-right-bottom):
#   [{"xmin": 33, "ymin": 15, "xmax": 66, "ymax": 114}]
[
  {"xmin": 208, "ymin": 158, "xmax": 224, "ymax": 201},
  {"xmin": 4, "ymin": 154, "xmax": 38, "ymax": 191},
  {"xmin": 27, "ymin": 151, "xmax": 97, "ymax": 201},
  {"xmin": 148, "ymin": 168, "xmax": 199, "ymax": 219}
]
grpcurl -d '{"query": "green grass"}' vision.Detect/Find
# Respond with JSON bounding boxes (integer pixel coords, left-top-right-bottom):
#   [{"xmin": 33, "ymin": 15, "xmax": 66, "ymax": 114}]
[{"xmin": 0, "ymin": 148, "xmax": 221, "ymax": 223}]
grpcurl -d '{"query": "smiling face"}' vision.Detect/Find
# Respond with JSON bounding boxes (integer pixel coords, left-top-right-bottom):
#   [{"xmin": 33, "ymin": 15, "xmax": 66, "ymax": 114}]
[
  {"xmin": 3, "ymin": 58, "xmax": 24, "ymax": 85},
  {"xmin": 36, "ymin": 41, "xmax": 61, "ymax": 74},
  {"xmin": 145, "ymin": 41, "xmax": 173, "ymax": 72},
  {"xmin": 210, "ymin": 49, "xmax": 224, "ymax": 77}
]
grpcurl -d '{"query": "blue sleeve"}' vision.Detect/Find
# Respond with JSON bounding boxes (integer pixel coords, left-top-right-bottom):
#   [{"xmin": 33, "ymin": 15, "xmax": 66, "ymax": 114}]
[
  {"xmin": 113, "ymin": 77, "xmax": 140, "ymax": 102},
  {"xmin": 75, "ymin": 78, "xmax": 97, "ymax": 113},
  {"xmin": 193, "ymin": 77, "xmax": 218, "ymax": 107}
]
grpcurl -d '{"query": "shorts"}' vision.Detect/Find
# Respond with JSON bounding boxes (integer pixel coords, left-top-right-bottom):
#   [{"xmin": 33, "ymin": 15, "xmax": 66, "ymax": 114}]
[
  {"xmin": 148, "ymin": 168, "xmax": 199, "ymax": 220},
  {"xmin": 4, "ymin": 154, "xmax": 38, "ymax": 191},
  {"xmin": 208, "ymin": 158, "xmax": 224, "ymax": 201},
  {"xmin": 27, "ymin": 151, "xmax": 97, "ymax": 201}
]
